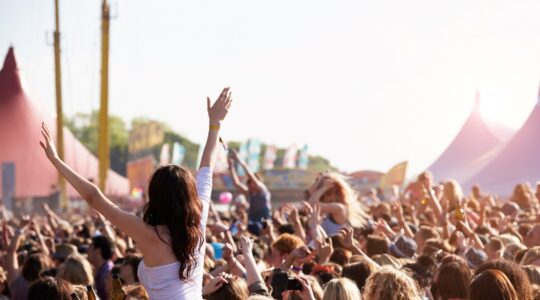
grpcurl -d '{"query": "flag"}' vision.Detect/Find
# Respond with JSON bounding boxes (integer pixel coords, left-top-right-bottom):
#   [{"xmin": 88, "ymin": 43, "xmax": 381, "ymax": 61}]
[
  {"xmin": 283, "ymin": 144, "xmax": 298, "ymax": 169},
  {"xmin": 159, "ymin": 144, "xmax": 170, "ymax": 166},
  {"xmin": 171, "ymin": 142, "xmax": 186, "ymax": 165},
  {"xmin": 297, "ymin": 144, "xmax": 309, "ymax": 169},
  {"xmin": 263, "ymin": 145, "xmax": 277, "ymax": 170},
  {"xmin": 379, "ymin": 161, "xmax": 408, "ymax": 189},
  {"xmin": 215, "ymin": 145, "xmax": 229, "ymax": 174},
  {"xmin": 237, "ymin": 142, "xmax": 249, "ymax": 176},
  {"xmin": 247, "ymin": 139, "xmax": 262, "ymax": 172}
]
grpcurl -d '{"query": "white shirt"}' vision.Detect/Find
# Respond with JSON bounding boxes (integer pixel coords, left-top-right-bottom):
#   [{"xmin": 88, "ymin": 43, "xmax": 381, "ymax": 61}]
[{"xmin": 138, "ymin": 167, "xmax": 212, "ymax": 300}]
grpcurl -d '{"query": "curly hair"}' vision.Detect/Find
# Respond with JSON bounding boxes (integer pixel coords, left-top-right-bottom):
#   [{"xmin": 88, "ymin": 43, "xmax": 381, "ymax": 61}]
[{"xmin": 363, "ymin": 266, "xmax": 422, "ymax": 300}]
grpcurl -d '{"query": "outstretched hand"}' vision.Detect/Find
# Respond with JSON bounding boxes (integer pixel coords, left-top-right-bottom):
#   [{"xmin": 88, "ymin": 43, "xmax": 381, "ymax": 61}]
[
  {"xmin": 39, "ymin": 123, "xmax": 58, "ymax": 161},
  {"xmin": 207, "ymin": 87, "xmax": 232, "ymax": 124}
]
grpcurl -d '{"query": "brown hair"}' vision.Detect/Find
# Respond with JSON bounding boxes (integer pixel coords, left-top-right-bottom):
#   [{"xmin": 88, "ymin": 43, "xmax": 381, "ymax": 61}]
[
  {"xmin": 366, "ymin": 235, "xmax": 389, "ymax": 257},
  {"xmin": 22, "ymin": 253, "xmax": 53, "ymax": 282},
  {"xmin": 57, "ymin": 254, "xmax": 94, "ymax": 285},
  {"xmin": 434, "ymin": 261, "xmax": 471, "ymax": 300},
  {"xmin": 207, "ymin": 277, "xmax": 248, "ymax": 300},
  {"xmin": 342, "ymin": 260, "xmax": 376, "ymax": 291},
  {"xmin": 143, "ymin": 165, "xmax": 203, "ymax": 281},
  {"xmin": 470, "ymin": 269, "xmax": 518, "ymax": 300},
  {"xmin": 28, "ymin": 277, "xmax": 72, "ymax": 300},
  {"xmin": 474, "ymin": 260, "xmax": 533, "ymax": 300},
  {"xmin": 271, "ymin": 234, "xmax": 304, "ymax": 255}
]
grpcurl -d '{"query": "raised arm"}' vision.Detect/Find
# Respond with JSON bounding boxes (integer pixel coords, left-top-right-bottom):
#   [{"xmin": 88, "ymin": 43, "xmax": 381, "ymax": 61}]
[
  {"xmin": 228, "ymin": 156, "xmax": 248, "ymax": 194},
  {"xmin": 231, "ymin": 150, "xmax": 266, "ymax": 190},
  {"xmin": 199, "ymin": 87, "xmax": 232, "ymax": 170},
  {"xmin": 39, "ymin": 123, "xmax": 154, "ymax": 249}
]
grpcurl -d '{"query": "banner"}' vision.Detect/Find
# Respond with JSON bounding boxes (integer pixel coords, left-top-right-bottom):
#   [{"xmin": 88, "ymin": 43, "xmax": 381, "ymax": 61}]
[
  {"xmin": 159, "ymin": 143, "xmax": 170, "ymax": 166},
  {"xmin": 297, "ymin": 144, "xmax": 309, "ymax": 169},
  {"xmin": 283, "ymin": 144, "xmax": 298, "ymax": 169},
  {"xmin": 247, "ymin": 139, "xmax": 262, "ymax": 172},
  {"xmin": 379, "ymin": 161, "xmax": 408, "ymax": 189},
  {"xmin": 263, "ymin": 145, "xmax": 277, "ymax": 170},
  {"xmin": 127, "ymin": 155, "xmax": 156, "ymax": 191},
  {"xmin": 171, "ymin": 142, "xmax": 186, "ymax": 165},
  {"xmin": 128, "ymin": 121, "xmax": 164, "ymax": 154}
]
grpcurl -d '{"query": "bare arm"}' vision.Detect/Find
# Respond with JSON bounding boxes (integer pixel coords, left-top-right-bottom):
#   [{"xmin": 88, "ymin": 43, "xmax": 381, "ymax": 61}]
[
  {"xmin": 228, "ymin": 157, "xmax": 248, "ymax": 194},
  {"xmin": 40, "ymin": 123, "xmax": 155, "ymax": 250},
  {"xmin": 239, "ymin": 236, "xmax": 267, "ymax": 289},
  {"xmin": 232, "ymin": 151, "xmax": 266, "ymax": 190},
  {"xmin": 6, "ymin": 230, "xmax": 24, "ymax": 285},
  {"xmin": 199, "ymin": 87, "xmax": 232, "ymax": 170}
]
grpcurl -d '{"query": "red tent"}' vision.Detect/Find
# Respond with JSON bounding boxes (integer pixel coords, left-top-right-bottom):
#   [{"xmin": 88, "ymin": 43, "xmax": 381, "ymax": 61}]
[
  {"xmin": 0, "ymin": 47, "xmax": 129, "ymax": 199},
  {"xmin": 464, "ymin": 88, "xmax": 540, "ymax": 195},
  {"xmin": 427, "ymin": 92, "xmax": 514, "ymax": 183}
]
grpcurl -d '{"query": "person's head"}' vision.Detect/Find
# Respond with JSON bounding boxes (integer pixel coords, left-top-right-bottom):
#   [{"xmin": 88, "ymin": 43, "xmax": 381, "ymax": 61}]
[
  {"xmin": 527, "ymin": 225, "xmax": 540, "ymax": 248},
  {"xmin": 329, "ymin": 248, "xmax": 351, "ymax": 266},
  {"xmin": 342, "ymin": 260, "xmax": 376, "ymax": 291},
  {"xmin": 143, "ymin": 165, "xmax": 204, "ymax": 281},
  {"xmin": 389, "ymin": 236, "xmax": 417, "ymax": 259},
  {"xmin": 474, "ymin": 260, "xmax": 533, "ymax": 300},
  {"xmin": 57, "ymin": 254, "xmax": 94, "ymax": 286},
  {"xmin": 417, "ymin": 171, "xmax": 433, "ymax": 186},
  {"xmin": 521, "ymin": 247, "xmax": 540, "ymax": 266},
  {"xmin": 310, "ymin": 172, "xmax": 367, "ymax": 227},
  {"xmin": 366, "ymin": 234, "xmax": 389, "ymax": 257},
  {"xmin": 363, "ymin": 266, "xmax": 421, "ymax": 300},
  {"xmin": 485, "ymin": 237, "xmax": 505, "ymax": 260},
  {"xmin": 322, "ymin": 278, "xmax": 361, "ymax": 300},
  {"xmin": 433, "ymin": 261, "xmax": 471, "ymax": 300},
  {"xmin": 443, "ymin": 180, "xmax": 463, "ymax": 207},
  {"xmin": 523, "ymin": 265, "xmax": 540, "ymax": 285},
  {"xmin": 470, "ymin": 269, "xmax": 519, "ymax": 300},
  {"xmin": 88, "ymin": 235, "xmax": 115, "ymax": 267},
  {"xmin": 207, "ymin": 277, "xmax": 248, "ymax": 300},
  {"xmin": 28, "ymin": 276, "xmax": 72, "ymax": 300},
  {"xmin": 270, "ymin": 234, "xmax": 304, "ymax": 267},
  {"xmin": 414, "ymin": 226, "xmax": 440, "ymax": 254},
  {"xmin": 120, "ymin": 255, "xmax": 143, "ymax": 284},
  {"xmin": 52, "ymin": 243, "xmax": 78, "ymax": 265},
  {"xmin": 22, "ymin": 253, "xmax": 53, "ymax": 282}
]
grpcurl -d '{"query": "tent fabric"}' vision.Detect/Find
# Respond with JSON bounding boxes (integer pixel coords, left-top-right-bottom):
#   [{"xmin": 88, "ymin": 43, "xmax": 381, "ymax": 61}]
[
  {"xmin": 427, "ymin": 93, "xmax": 512, "ymax": 183},
  {"xmin": 464, "ymin": 91, "xmax": 540, "ymax": 195},
  {"xmin": 0, "ymin": 47, "xmax": 129, "ymax": 198}
]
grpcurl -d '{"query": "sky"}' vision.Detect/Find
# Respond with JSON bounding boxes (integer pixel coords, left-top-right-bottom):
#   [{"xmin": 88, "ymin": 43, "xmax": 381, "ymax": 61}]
[{"xmin": 1, "ymin": 0, "xmax": 540, "ymax": 177}]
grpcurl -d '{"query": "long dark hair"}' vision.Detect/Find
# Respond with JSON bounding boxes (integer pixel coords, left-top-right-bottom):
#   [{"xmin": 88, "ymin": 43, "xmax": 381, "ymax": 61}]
[{"xmin": 143, "ymin": 165, "xmax": 204, "ymax": 281}]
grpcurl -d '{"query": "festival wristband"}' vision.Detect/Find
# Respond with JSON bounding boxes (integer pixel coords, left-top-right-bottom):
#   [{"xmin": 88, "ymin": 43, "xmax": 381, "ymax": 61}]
[{"xmin": 209, "ymin": 124, "xmax": 221, "ymax": 131}]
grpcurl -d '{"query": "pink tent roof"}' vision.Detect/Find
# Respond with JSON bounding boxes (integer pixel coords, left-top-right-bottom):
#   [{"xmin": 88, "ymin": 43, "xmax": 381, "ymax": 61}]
[
  {"xmin": 464, "ymin": 88, "xmax": 540, "ymax": 195},
  {"xmin": 427, "ymin": 92, "xmax": 513, "ymax": 183},
  {"xmin": 0, "ymin": 47, "xmax": 129, "ymax": 198}
]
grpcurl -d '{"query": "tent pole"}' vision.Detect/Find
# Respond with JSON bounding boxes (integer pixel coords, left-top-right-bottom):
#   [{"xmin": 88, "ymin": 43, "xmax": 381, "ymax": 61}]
[
  {"xmin": 98, "ymin": 0, "xmax": 110, "ymax": 193},
  {"xmin": 53, "ymin": 0, "xmax": 67, "ymax": 210}
]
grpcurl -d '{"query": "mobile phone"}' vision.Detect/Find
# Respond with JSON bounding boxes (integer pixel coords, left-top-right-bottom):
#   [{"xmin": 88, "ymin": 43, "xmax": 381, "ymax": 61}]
[{"xmin": 286, "ymin": 278, "xmax": 303, "ymax": 291}]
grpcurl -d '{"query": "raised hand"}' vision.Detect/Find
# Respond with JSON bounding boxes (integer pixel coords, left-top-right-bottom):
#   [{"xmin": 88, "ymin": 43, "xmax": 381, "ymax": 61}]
[
  {"xmin": 207, "ymin": 87, "xmax": 232, "ymax": 124},
  {"xmin": 39, "ymin": 123, "xmax": 58, "ymax": 161},
  {"xmin": 238, "ymin": 236, "xmax": 253, "ymax": 255},
  {"xmin": 202, "ymin": 273, "xmax": 230, "ymax": 296}
]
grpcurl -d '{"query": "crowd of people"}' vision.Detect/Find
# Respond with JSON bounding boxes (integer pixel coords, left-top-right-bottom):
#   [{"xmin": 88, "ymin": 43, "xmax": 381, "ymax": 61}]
[{"xmin": 1, "ymin": 87, "xmax": 540, "ymax": 299}]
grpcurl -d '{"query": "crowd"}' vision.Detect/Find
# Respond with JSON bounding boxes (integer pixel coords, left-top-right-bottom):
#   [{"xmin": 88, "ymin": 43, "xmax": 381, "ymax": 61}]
[{"xmin": 1, "ymin": 87, "xmax": 540, "ymax": 299}]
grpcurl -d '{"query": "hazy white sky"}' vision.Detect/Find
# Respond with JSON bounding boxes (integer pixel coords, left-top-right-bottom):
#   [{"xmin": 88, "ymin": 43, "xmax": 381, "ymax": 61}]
[{"xmin": 1, "ymin": 0, "xmax": 539, "ymax": 177}]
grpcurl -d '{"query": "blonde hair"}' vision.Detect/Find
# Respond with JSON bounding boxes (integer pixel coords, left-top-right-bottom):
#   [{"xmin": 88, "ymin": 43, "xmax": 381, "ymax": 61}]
[
  {"xmin": 523, "ymin": 265, "xmax": 540, "ymax": 285},
  {"xmin": 320, "ymin": 172, "xmax": 368, "ymax": 228},
  {"xmin": 443, "ymin": 180, "xmax": 463, "ymax": 209},
  {"xmin": 57, "ymin": 254, "xmax": 94, "ymax": 285},
  {"xmin": 521, "ymin": 247, "xmax": 540, "ymax": 266},
  {"xmin": 363, "ymin": 266, "xmax": 422, "ymax": 300},
  {"xmin": 322, "ymin": 278, "xmax": 361, "ymax": 300}
]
